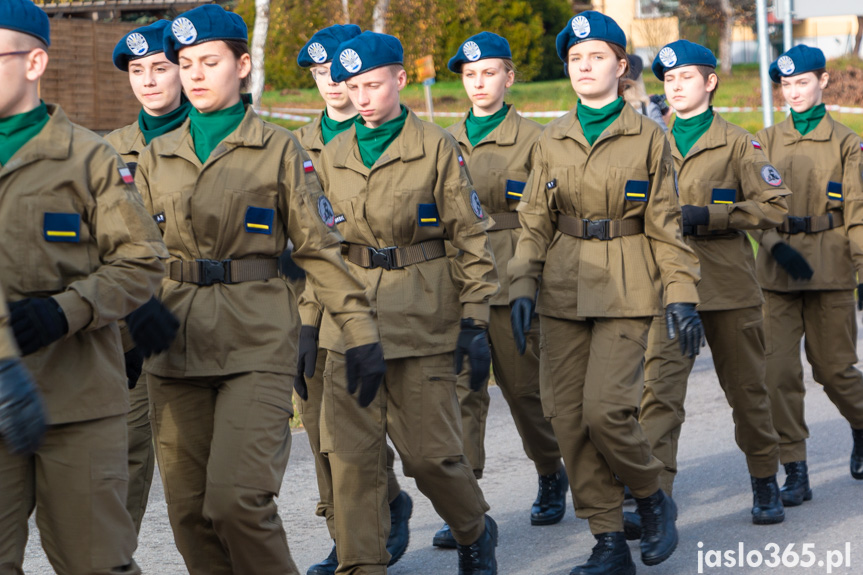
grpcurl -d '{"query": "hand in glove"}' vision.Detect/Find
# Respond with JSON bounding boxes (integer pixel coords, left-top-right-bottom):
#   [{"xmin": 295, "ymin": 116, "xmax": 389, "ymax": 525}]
[
  {"xmin": 510, "ymin": 297, "xmax": 535, "ymax": 356},
  {"xmin": 454, "ymin": 318, "xmax": 491, "ymax": 391},
  {"xmin": 126, "ymin": 297, "xmax": 180, "ymax": 357},
  {"xmin": 680, "ymin": 205, "xmax": 710, "ymax": 235},
  {"xmin": 665, "ymin": 302, "xmax": 705, "ymax": 359},
  {"xmin": 293, "ymin": 325, "xmax": 318, "ymax": 401},
  {"xmin": 0, "ymin": 358, "xmax": 47, "ymax": 455},
  {"xmin": 279, "ymin": 249, "xmax": 306, "ymax": 281},
  {"xmin": 345, "ymin": 342, "xmax": 386, "ymax": 407},
  {"xmin": 9, "ymin": 297, "xmax": 69, "ymax": 356},
  {"xmin": 771, "ymin": 242, "xmax": 813, "ymax": 280},
  {"xmin": 125, "ymin": 348, "xmax": 144, "ymax": 390}
]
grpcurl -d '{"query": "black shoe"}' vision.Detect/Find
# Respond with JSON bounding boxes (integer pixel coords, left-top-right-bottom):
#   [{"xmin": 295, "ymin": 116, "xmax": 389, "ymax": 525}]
[
  {"xmin": 569, "ymin": 532, "xmax": 635, "ymax": 575},
  {"xmin": 751, "ymin": 475, "xmax": 785, "ymax": 525},
  {"xmin": 635, "ymin": 489, "xmax": 678, "ymax": 566},
  {"xmin": 531, "ymin": 468, "xmax": 569, "ymax": 525},
  {"xmin": 387, "ymin": 491, "xmax": 412, "ymax": 566},
  {"xmin": 852, "ymin": 428, "xmax": 863, "ymax": 480},
  {"xmin": 781, "ymin": 461, "xmax": 813, "ymax": 507},
  {"xmin": 457, "ymin": 515, "xmax": 498, "ymax": 575},
  {"xmin": 307, "ymin": 544, "xmax": 337, "ymax": 575},
  {"xmin": 433, "ymin": 522, "xmax": 457, "ymax": 549},
  {"xmin": 623, "ymin": 511, "xmax": 641, "ymax": 541}
]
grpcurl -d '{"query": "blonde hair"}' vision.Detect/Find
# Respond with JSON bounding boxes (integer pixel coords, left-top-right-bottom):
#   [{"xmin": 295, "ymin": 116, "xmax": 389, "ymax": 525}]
[{"xmin": 623, "ymin": 75, "xmax": 650, "ymax": 109}]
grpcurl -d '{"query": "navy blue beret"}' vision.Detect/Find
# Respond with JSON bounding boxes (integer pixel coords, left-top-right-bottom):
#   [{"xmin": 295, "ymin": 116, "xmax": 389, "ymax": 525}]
[
  {"xmin": 769, "ymin": 45, "xmax": 826, "ymax": 83},
  {"xmin": 113, "ymin": 20, "xmax": 172, "ymax": 71},
  {"xmin": 164, "ymin": 5, "xmax": 248, "ymax": 64},
  {"xmin": 330, "ymin": 31, "xmax": 403, "ymax": 83},
  {"xmin": 0, "ymin": 0, "xmax": 49, "ymax": 46},
  {"xmin": 298, "ymin": 24, "xmax": 362, "ymax": 68},
  {"xmin": 447, "ymin": 31, "xmax": 512, "ymax": 73},
  {"xmin": 556, "ymin": 11, "xmax": 626, "ymax": 63},
  {"xmin": 651, "ymin": 40, "xmax": 716, "ymax": 80}
]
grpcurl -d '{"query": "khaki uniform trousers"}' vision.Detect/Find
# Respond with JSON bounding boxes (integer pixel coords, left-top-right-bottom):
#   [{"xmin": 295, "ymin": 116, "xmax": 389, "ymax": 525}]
[
  {"xmin": 457, "ymin": 306, "xmax": 561, "ymax": 478},
  {"xmin": 322, "ymin": 351, "xmax": 489, "ymax": 575},
  {"xmin": 295, "ymin": 350, "xmax": 403, "ymax": 540},
  {"xmin": 539, "ymin": 315, "xmax": 661, "ymax": 535},
  {"xmin": 763, "ymin": 289, "xmax": 863, "ymax": 463},
  {"xmin": 640, "ymin": 306, "xmax": 780, "ymax": 495},
  {"xmin": 148, "ymin": 371, "xmax": 298, "ymax": 575},
  {"xmin": 126, "ymin": 379, "xmax": 154, "ymax": 533},
  {"xmin": 0, "ymin": 415, "xmax": 140, "ymax": 575}
]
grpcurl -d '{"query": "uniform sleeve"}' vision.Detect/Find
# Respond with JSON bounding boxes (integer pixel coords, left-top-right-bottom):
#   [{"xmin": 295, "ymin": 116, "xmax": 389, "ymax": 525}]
[
  {"xmin": 435, "ymin": 135, "xmax": 499, "ymax": 325},
  {"xmin": 749, "ymin": 128, "xmax": 784, "ymax": 252},
  {"xmin": 0, "ymin": 287, "xmax": 20, "ymax": 361},
  {"xmin": 842, "ymin": 134, "xmax": 863, "ymax": 278},
  {"xmin": 508, "ymin": 138, "xmax": 556, "ymax": 303},
  {"xmin": 281, "ymin": 142, "xmax": 379, "ymax": 349},
  {"xmin": 53, "ymin": 146, "xmax": 168, "ymax": 335},
  {"xmin": 706, "ymin": 134, "xmax": 789, "ymax": 232},
  {"xmin": 645, "ymin": 132, "xmax": 701, "ymax": 305}
]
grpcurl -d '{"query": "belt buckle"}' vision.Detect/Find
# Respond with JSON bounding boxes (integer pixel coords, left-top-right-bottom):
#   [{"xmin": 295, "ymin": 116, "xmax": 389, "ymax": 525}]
[
  {"xmin": 584, "ymin": 219, "xmax": 610, "ymax": 241},
  {"xmin": 197, "ymin": 259, "xmax": 229, "ymax": 285},
  {"xmin": 369, "ymin": 247, "xmax": 394, "ymax": 270},
  {"xmin": 787, "ymin": 216, "xmax": 809, "ymax": 235}
]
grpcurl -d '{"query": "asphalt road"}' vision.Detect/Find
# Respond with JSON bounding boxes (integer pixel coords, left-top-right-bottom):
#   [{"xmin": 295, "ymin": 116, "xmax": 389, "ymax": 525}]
[{"xmin": 24, "ymin": 338, "xmax": 863, "ymax": 574}]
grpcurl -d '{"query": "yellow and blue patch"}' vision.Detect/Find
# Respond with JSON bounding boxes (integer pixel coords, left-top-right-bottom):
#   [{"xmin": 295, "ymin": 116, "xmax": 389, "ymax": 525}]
[
  {"xmin": 711, "ymin": 188, "xmax": 736, "ymax": 205},
  {"xmin": 244, "ymin": 206, "xmax": 275, "ymax": 234},
  {"xmin": 43, "ymin": 213, "xmax": 80, "ymax": 242},
  {"xmin": 505, "ymin": 179, "xmax": 526, "ymax": 200},
  {"xmin": 624, "ymin": 180, "xmax": 649, "ymax": 202},
  {"xmin": 827, "ymin": 181, "xmax": 844, "ymax": 201},
  {"xmin": 418, "ymin": 203, "xmax": 440, "ymax": 227}
]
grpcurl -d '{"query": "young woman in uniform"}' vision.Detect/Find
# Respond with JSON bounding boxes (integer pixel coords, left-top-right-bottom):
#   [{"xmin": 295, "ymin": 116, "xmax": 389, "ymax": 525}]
[
  {"xmin": 135, "ymin": 6, "xmax": 384, "ymax": 574},
  {"xmin": 508, "ymin": 11, "xmax": 703, "ymax": 575}
]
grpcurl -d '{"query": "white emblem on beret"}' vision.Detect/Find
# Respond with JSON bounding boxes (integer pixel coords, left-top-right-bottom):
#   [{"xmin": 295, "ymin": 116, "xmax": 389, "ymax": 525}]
[
  {"xmin": 470, "ymin": 191, "xmax": 484, "ymax": 219},
  {"xmin": 572, "ymin": 15, "xmax": 591, "ymax": 39},
  {"xmin": 463, "ymin": 41, "xmax": 481, "ymax": 61},
  {"xmin": 340, "ymin": 48, "xmax": 362, "ymax": 74},
  {"xmin": 659, "ymin": 47, "xmax": 677, "ymax": 68},
  {"xmin": 172, "ymin": 17, "xmax": 198, "ymax": 45},
  {"xmin": 777, "ymin": 55, "xmax": 795, "ymax": 75},
  {"xmin": 308, "ymin": 42, "xmax": 328, "ymax": 64},
  {"xmin": 126, "ymin": 33, "xmax": 149, "ymax": 57},
  {"xmin": 761, "ymin": 165, "xmax": 783, "ymax": 187}
]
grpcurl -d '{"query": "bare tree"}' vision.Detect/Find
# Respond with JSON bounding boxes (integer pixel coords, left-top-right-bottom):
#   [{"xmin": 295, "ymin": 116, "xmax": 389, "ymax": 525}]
[
  {"xmin": 718, "ymin": 0, "xmax": 733, "ymax": 74},
  {"xmin": 342, "ymin": 0, "xmax": 351, "ymax": 23},
  {"xmin": 250, "ymin": 0, "xmax": 270, "ymax": 106},
  {"xmin": 855, "ymin": 15, "xmax": 863, "ymax": 59},
  {"xmin": 373, "ymin": 0, "xmax": 390, "ymax": 33}
]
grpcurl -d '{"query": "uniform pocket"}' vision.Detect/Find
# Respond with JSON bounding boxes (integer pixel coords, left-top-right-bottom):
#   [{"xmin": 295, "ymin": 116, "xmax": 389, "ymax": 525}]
[
  {"xmin": 420, "ymin": 367, "xmax": 462, "ymax": 458},
  {"xmin": 235, "ymin": 387, "xmax": 293, "ymax": 493}
]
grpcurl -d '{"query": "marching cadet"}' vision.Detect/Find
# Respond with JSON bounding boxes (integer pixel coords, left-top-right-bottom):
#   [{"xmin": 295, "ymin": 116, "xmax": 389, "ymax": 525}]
[
  {"xmin": 0, "ymin": 1, "xmax": 168, "ymax": 572},
  {"xmin": 754, "ymin": 45, "xmax": 863, "ymax": 504},
  {"xmin": 635, "ymin": 40, "xmax": 788, "ymax": 533},
  {"xmin": 107, "ymin": 18, "xmax": 192, "ymax": 535},
  {"xmin": 435, "ymin": 31, "xmax": 566, "ymax": 549},
  {"xmin": 137, "ymin": 6, "xmax": 385, "ymax": 575},
  {"xmin": 507, "ymin": 12, "xmax": 702, "ymax": 574},
  {"xmin": 295, "ymin": 24, "xmax": 411, "ymax": 575},
  {"xmin": 306, "ymin": 30, "xmax": 500, "ymax": 575}
]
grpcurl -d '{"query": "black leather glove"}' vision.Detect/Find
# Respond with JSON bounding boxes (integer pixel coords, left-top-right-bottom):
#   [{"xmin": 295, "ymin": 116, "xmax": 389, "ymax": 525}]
[
  {"xmin": 126, "ymin": 297, "xmax": 180, "ymax": 358},
  {"xmin": 771, "ymin": 242, "xmax": 813, "ymax": 280},
  {"xmin": 9, "ymin": 297, "xmax": 69, "ymax": 356},
  {"xmin": 279, "ymin": 249, "xmax": 306, "ymax": 281},
  {"xmin": 665, "ymin": 302, "xmax": 705, "ymax": 359},
  {"xmin": 511, "ymin": 297, "xmax": 535, "ymax": 355},
  {"xmin": 454, "ymin": 318, "xmax": 491, "ymax": 391},
  {"xmin": 680, "ymin": 205, "xmax": 710, "ymax": 235},
  {"xmin": 0, "ymin": 358, "xmax": 47, "ymax": 455},
  {"xmin": 294, "ymin": 325, "xmax": 318, "ymax": 401},
  {"xmin": 857, "ymin": 284, "xmax": 863, "ymax": 311},
  {"xmin": 345, "ymin": 342, "xmax": 386, "ymax": 407},
  {"xmin": 125, "ymin": 348, "xmax": 144, "ymax": 390}
]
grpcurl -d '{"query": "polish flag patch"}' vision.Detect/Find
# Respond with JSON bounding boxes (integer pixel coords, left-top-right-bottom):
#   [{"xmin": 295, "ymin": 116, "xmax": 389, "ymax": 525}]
[
  {"xmin": 860, "ymin": 142, "xmax": 863, "ymax": 151},
  {"xmin": 303, "ymin": 160, "xmax": 314, "ymax": 173},
  {"xmin": 751, "ymin": 140, "xmax": 762, "ymax": 150},
  {"xmin": 118, "ymin": 166, "xmax": 134, "ymax": 184},
  {"xmin": 458, "ymin": 155, "xmax": 465, "ymax": 166}
]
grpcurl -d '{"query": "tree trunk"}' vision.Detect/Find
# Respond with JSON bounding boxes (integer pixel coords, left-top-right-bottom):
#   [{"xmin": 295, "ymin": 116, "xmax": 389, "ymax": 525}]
[
  {"xmin": 250, "ymin": 0, "xmax": 270, "ymax": 107},
  {"xmin": 855, "ymin": 15, "xmax": 863, "ymax": 59},
  {"xmin": 372, "ymin": 0, "xmax": 390, "ymax": 33},
  {"xmin": 719, "ymin": 0, "xmax": 734, "ymax": 75},
  {"xmin": 342, "ymin": 0, "xmax": 350, "ymax": 23}
]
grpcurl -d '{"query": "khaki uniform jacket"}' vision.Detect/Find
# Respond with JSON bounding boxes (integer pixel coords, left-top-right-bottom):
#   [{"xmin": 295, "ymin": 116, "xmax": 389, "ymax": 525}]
[
  {"xmin": 0, "ymin": 104, "xmax": 167, "ymax": 424},
  {"xmin": 508, "ymin": 103, "xmax": 700, "ymax": 319},
  {"xmin": 302, "ymin": 109, "xmax": 499, "ymax": 359},
  {"xmin": 135, "ymin": 105, "xmax": 378, "ymax": 378},
  {"xmin": 294, "ymin": 112, "xmax": 325, "ymax": 166},
  {"xmin": 105, "ymin": 121, "xmax": 146, "ymax": 165},
  {"xmin": 0, "ymin": 286, "xmax": 19, "ymax": 361},
  {"xmin": 670, "ymin": 113, "xmax": 789, "ymax": 311},
  {"xmin": 447, "ymin": 105, "xmax": 542, "ymax": 306},
  {"xmin": 754, "ymin": 113, "xmax": 863, "ymax": 292}
]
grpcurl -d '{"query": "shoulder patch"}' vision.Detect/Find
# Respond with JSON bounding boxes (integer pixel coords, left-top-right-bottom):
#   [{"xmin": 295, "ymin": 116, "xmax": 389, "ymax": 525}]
[
  {"xmin": 751, "ymin": 140, "xmax": 762, "ymax": 150},
  {"xmin": 470, "ymin": 190, "xmax": 484, "ymax": 218},
  {"xmin": 317, "ymin": 196, "xmax": 335, "ymax": 228},
  {"xmin": 118, "ymin": 166, "xmax": 134, "ymax": 184},
  {"xmin": 303, "ymin": 159, "xmax": 314, "ymax": 173},
  {"xmin": 761, "ymin": 165, "xmax": 783, "ymax": 187},
  {"xmin": 458, "ymin": 155, "xmax": 465, "ymax": 167}
]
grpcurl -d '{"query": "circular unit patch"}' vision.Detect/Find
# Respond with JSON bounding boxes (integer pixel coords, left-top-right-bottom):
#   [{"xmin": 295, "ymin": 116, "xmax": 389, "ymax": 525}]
[{"xmin": 172, "ymin": 18, "xmax": 198, "ymax": 45}]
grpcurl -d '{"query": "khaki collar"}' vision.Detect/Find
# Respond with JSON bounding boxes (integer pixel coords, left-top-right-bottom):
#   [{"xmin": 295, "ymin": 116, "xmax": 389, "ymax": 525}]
[
  {"xmin": 301, "ymin": 111, "xmax": 325, "ymax": 152},
  {"xmin": 777, "ymin": 110, "xmax": 835, "ymax": 144},
  {"xmin": 0, "ymin": 103, "xmax": 71, "ymax": 176},
  {"xmin": 112, "ymin": 121, "xmax": 146, "ymax": 156},
  {"xmin": 451, "ymin": 104, "xmax": 521, "ymax": 150},
  {"xmin": 669, "ymin": 111, "xmax": 729, "ymax": 162},
  {"xmin": 332, "ymin": 106, "xmax": 425, "ymax": 175},
  {"xmin": 549, "ymin": 102, "xmax": 644, "ymax": 149},
  {"xmin": 159, "ymin": 105, "xmax": 266, "ymax": 167}
]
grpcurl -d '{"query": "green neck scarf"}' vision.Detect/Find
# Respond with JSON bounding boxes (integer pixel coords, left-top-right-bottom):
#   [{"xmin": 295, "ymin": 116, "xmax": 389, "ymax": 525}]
[
  {"xmin": 139, "ymin": 98, "xmax": 192, "ymax": 145},
  {"xmin": 321, "ymin": 110, "xmax": 358, "ymax": 145},
  {"xmin": 672, "ymin": 107, "xmax": 714, "ymax": 157},
  {"xmin": 465, "ymin": 104, "xmax": 509, "ymax": 147},
  {"xmin": 189, "ymin": 99, "xmax": 246, "ymax": 163},
  {"xmin": 576, "ymin": 97, "xmax": 626, "ymax": 146},
  {"xmin": 791, "ymin": 103, "xmax": 826, "ymax": 137},
  {"xmin": 355, "ymin": 105, "xmax": 408, "ymax": 169},
  {"xmin": 0, "ymin": 101, "xmax": 49, "ymax": 166}
]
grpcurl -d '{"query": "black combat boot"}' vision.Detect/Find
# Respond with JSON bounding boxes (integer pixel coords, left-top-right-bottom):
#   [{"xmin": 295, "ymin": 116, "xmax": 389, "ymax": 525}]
[
  {"xmin": 387, "ymin": 491, "xmax": 412, "ymax": 566},
  {"xmin": 432, "ymin": 522, "xmax": 456, "ymax": 549},
  {"xmin": 635, "ymin": 489, "xmax": 678, "ymax": 566},
  {"xmin": 569, "ymin": 532, "xmax": 635, "ymax": 575},
  {"xmin": 307, "ymin": 544, "xmax": 337, "ymax": 575},
  {"xmin": 781, "ymin": 461, "xmax": 812, "ymax": 507},
  {"xmin": 531, "ymin": 468, "xmax": 569, "ymax": 525},
  {"xmin": 751, "ymin": 475, "xmax": 785, "ymax": 525},
  {"xmin": 457, "ymin": 515, "xmax": 498, "ymax": 575},
  {"xmin": 622, "ymin": 511, "xmax": 641, "ymax": 541},
  {"xmin": 851, "ymin": 428, "xmax": 863, "ymax": 480}
]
